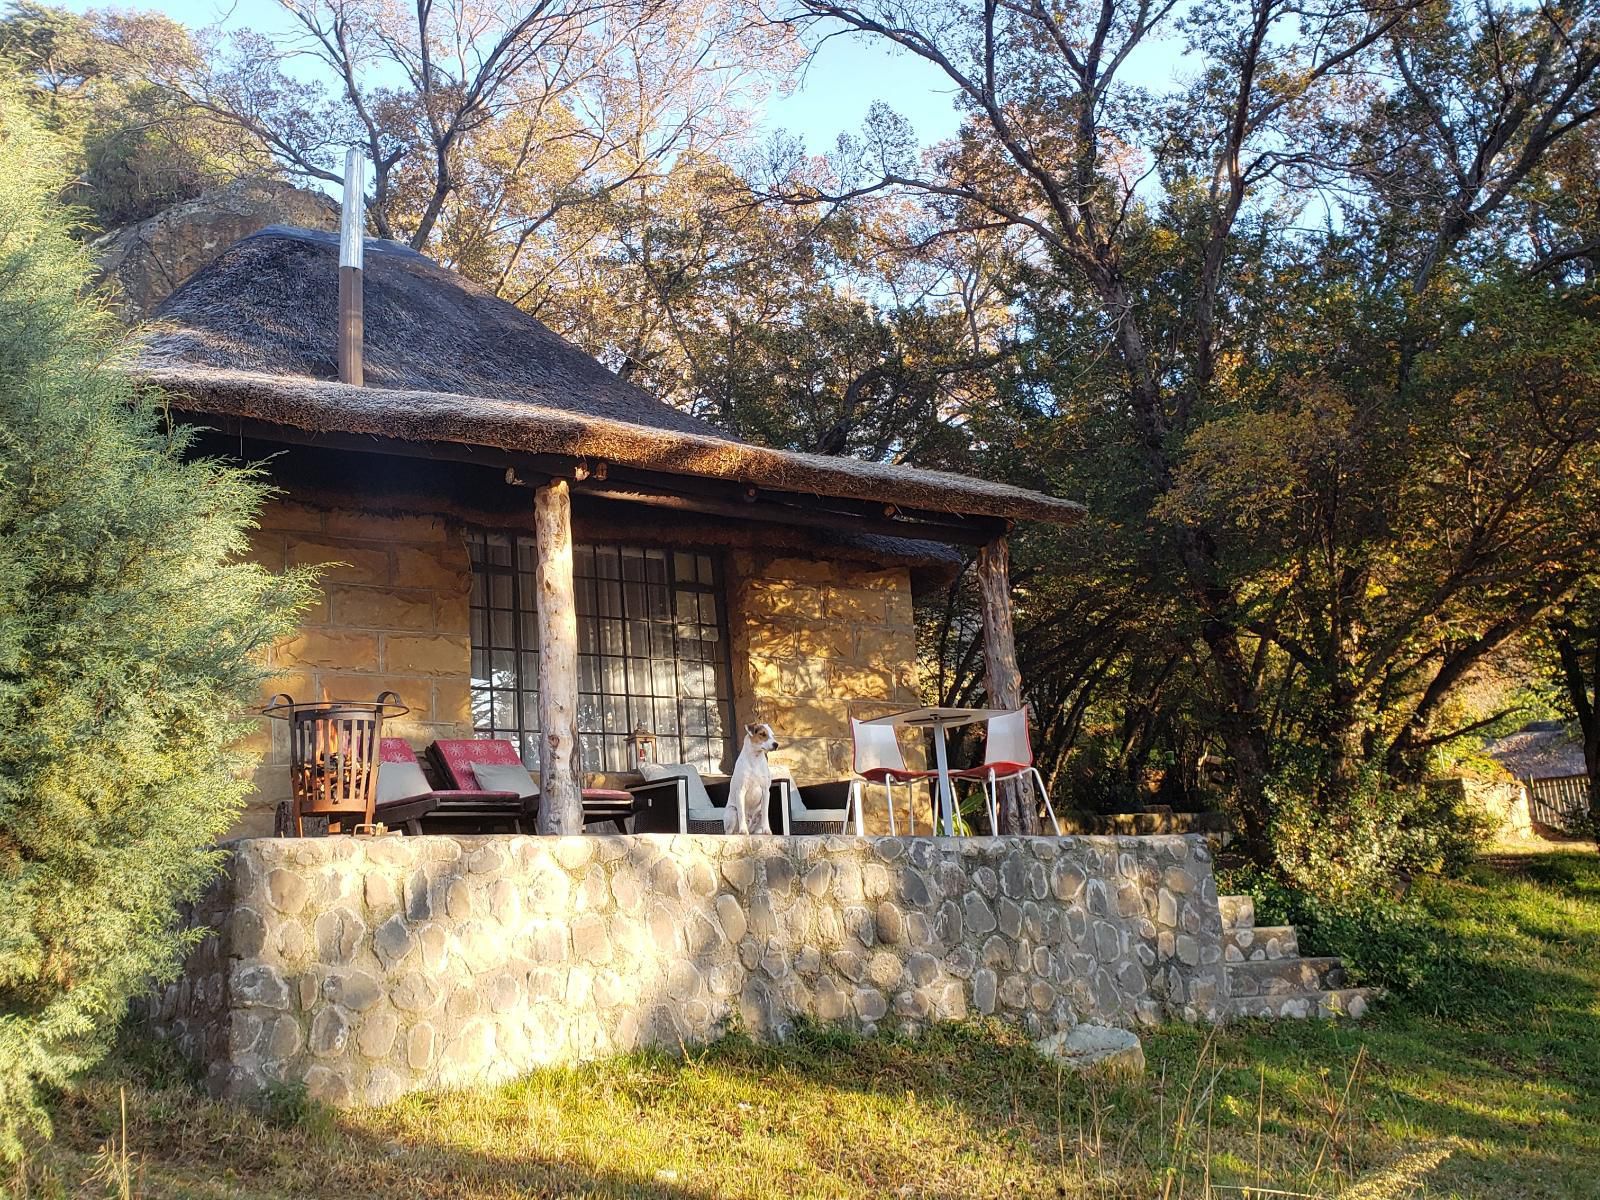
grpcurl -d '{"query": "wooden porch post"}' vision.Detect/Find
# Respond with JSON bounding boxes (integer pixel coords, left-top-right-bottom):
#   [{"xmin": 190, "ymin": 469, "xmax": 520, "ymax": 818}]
[
  {"xmin": 534, "ymin": 479, "xmax": 583, "ymax": 835},
  {"xmin": 978, "ymin": 535, "xmax": 1039, "ymax": 835}
]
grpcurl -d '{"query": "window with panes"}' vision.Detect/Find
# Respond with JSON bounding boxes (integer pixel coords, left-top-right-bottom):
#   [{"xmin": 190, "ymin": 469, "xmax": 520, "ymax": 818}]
[{"xmin": 467, "ymin": 533, "xmax": 734, "ymax": 774}]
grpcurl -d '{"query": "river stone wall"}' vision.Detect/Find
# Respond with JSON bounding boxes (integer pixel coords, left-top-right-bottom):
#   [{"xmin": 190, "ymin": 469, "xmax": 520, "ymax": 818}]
[{"xmin": 148, "ymin": 833, "xmax": 1225, "ymax": 1107}]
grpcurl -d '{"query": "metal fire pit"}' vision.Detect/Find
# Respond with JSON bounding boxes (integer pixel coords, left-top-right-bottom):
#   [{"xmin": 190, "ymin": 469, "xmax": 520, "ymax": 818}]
[{"xmin": 261, "ymin": 691, "xmax": 408, "ymax": 835}]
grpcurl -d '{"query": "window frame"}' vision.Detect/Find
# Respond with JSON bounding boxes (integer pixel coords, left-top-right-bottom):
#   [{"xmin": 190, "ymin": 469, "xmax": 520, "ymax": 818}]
[{"xmin": 467, "ymin": 531, "xmax": 737, "ymax": 774}]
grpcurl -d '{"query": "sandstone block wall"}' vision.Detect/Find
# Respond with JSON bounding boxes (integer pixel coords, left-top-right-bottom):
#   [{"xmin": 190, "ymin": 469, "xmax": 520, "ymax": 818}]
[
  {"xmin": 727, "ymin": 552, "xmax": 924, "ymax": 830},
  {"xmin": 149, "ymin": 833, "xmax": 1225, "ymax": 1107},
  {"xmin": 1433, "ymin": 777, "xmax": 1534, "ymax": 841},
  {"xmin": 239, "ymin": 505, "xmax": 932, "ymax": 838},
  {"xmin": 240, "ymin": 501, "xmax": 474, "ymax": 837}
]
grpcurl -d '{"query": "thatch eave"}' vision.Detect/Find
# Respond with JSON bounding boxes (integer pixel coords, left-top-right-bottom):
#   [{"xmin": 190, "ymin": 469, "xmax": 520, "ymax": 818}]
[{"xmin": 139, "ymin": 365, "xmax": 1086, "ymax": 526}]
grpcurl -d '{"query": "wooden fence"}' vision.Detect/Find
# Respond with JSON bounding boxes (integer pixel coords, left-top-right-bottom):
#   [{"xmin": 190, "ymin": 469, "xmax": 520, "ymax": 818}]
[{"xmin": 1525, "ymin": 774, "xmax": 1593, "ymax": 832}]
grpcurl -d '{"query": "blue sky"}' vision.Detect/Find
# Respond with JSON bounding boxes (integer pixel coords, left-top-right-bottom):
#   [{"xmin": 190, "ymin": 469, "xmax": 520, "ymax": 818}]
[
  {"xmin": 60, "ymin": 0, "xmax": 967, "ymax": 151},
  {"xmin": 766, "ymin": 31, "xmax": 963, "ymax": 149}
]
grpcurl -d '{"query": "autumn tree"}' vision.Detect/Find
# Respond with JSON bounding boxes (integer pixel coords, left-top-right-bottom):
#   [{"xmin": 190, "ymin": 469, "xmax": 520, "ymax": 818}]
[
  {"xmin": 138, "ymin": 0, "xmax": 797, "ymax": 252},
  {"xmin": 0, "ymin": 1, "xmax": 269, "ymax": 228},
  {"xmin": 773, "ymin": 0, "xmax": 1600, "ymax": 856},
  {"xmin": 1547, "ymin": 577, "xmax": 1600, "ymax": 834}
]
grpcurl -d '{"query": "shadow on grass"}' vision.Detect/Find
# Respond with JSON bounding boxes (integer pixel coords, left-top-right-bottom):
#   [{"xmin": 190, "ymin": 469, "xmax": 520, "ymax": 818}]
[
  {"xmin": 35, "ymin": 1020, "xmax": 1102, "ymax": 1199},
  {"xmin": 39, "ymin": 1073, "xmax": 728, "ymax": 1200},
  {"xmin": 1157, "ymin": 850, "xmax": 1600, "ymax": 1197}
]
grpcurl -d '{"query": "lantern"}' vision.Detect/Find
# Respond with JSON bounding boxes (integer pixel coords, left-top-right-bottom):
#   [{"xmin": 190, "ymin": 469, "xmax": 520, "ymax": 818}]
[{"xmin": 625, "ymin": 722, "xmax": 658, "ymax": 769}]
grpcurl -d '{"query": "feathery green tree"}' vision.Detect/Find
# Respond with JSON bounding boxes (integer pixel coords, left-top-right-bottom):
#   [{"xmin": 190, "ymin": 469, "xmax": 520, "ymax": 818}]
[{"xmin": 0, "ymin": 77, "xmax": 311, "ymax": 1156}]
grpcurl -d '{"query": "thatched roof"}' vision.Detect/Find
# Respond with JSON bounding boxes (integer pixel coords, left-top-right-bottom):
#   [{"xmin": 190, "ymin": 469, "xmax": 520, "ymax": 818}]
[{"xmin": 135, "ymin": 227, "xmax": 1082, "ymax": 527}]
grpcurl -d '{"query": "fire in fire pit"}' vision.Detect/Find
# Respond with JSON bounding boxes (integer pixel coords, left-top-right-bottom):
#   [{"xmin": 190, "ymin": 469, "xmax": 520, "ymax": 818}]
[{"xmin": 261, "ymin": 691, "xmax": 408, "ymax": 835}]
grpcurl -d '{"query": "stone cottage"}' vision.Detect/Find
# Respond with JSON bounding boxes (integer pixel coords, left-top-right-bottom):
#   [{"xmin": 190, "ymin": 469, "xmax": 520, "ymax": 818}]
[
  {"xmin": 136, "ymin": 227, "xmax": 1372, "ymax": 1108},
  {"xmin": 136, "ymin": 225, "xmax": 1082, "ymax": 837}
]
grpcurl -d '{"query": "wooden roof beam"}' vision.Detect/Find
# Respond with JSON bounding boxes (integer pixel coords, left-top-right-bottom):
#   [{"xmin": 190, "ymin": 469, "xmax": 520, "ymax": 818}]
[{"xmin": 192, "ymin": 415, "xmax": 1005, "ymax": 543}]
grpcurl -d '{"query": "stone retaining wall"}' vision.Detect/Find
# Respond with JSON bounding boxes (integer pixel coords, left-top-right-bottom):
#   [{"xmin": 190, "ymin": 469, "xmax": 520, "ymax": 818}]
[{"xmin": 149, "ymin": 833, "xmax": 1225, "ymax": 1107}]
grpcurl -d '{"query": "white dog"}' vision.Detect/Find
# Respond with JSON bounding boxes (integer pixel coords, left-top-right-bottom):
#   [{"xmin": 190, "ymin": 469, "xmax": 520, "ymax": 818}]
[{"xmin": 724, "ymin": 722, "xmax": 780, "ymax": 834}]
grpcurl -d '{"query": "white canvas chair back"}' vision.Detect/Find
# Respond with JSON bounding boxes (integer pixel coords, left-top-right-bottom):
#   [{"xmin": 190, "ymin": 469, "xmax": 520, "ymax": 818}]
[
  {"xmin": 982, "ymin": 708, "xmax": 1035, "ymax": 770},
  {"xmin": 850, "ymin": 718, "xmax": 909, "ymax": 777}
]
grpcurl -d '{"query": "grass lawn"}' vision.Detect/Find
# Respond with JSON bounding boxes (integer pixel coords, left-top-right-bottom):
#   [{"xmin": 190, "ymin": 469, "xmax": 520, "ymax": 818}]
[{"xmin": 16, "ymin": 846, "xmax": 1599, "ymax": 1199}]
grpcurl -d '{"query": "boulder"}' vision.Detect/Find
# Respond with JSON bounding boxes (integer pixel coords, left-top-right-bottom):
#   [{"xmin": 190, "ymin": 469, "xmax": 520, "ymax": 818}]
[
  {"xmin": 1033, "ymin": 1024, "xmax": 1146, "ymax": 1079},
  {"xmin": 93, "ymin": 178, "xmax": 338, "ymax": 320}
]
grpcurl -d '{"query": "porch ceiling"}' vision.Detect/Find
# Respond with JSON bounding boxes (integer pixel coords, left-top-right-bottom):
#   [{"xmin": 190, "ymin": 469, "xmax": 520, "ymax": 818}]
[
  {"xmin": 171, "ymin": 409, "xmax": 1028, "ymax": 547},
  {"xmin": 143, "ymin": 368, "xmax": 1083, "ymax": 531}
]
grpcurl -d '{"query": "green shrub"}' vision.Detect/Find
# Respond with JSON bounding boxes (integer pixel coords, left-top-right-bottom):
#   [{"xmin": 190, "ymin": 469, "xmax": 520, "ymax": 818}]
[
  {"xmin": 1221, "ymin": 757, "xmax": 1501, "ymax": 1007},
  {"xmin": 1263, "ymin": 761, "xmax": 1495, "ymax": 899},
  {"xmin": 0, "ymin": 79, "xmax": 311, "ymax": 1156},
  {"xmin": 258, "ymin": 1079, "xmax": 335, "ymax": 1134}
]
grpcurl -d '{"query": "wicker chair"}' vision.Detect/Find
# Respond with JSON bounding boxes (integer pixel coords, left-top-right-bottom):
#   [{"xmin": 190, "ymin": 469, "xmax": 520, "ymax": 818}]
[
  {"xmin": 786, "ymin": 781, "xmax": 852, "ymax": 835},
  {"xmin": 704, "ymin": 775, "xmax": 794, "ymax": 834},
  {"xmin": 631, "ymin": 763, "xmax": 795, "ymax": 833}
]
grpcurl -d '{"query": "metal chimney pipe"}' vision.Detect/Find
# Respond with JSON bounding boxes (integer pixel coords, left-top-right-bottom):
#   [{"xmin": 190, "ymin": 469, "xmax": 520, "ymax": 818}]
[{"xmin": 338, "ymin": 148, "xmax": 366, "ymax": 386}]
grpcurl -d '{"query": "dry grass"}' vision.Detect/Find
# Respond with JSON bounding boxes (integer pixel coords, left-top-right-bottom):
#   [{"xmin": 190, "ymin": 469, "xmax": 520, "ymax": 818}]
[{"xmin": 11, "ymin": 849, "xmax": 1599, "ymax": 1200}]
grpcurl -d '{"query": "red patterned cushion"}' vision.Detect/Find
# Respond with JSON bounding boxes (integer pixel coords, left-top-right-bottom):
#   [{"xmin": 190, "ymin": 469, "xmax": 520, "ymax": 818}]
[
  {"xmin": 430, "ymin": 738, "xmax": 523, "ymax": 789},
  {"xmin": 380, "ymin": 738, "xmax": 423, "ymax": 765}
]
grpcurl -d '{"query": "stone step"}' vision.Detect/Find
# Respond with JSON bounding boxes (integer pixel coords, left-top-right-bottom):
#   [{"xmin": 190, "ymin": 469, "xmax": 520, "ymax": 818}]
[
  {"xmin": 1218, "ymin": 894, "xmax": 1256, "ymax": 930},
  {"xmin": 1226, "ymin": 956, "xmax": 1348, "ymax": 996},
  {"xmin": 1228, "ymin": 987, "xmax": 1374, "ymax": 1021},
  {"xmin": 1223, "ymin": 925, "xmax": 1300, "ymax": 962}
]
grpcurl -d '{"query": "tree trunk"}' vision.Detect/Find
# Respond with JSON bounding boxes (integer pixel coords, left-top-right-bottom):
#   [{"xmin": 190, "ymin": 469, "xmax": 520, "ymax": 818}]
[
  {"xmin": 1178, "ymin": 524, "xmax": 1274, "ymax": 862},
  {"xmin": 1320, "ymin": 682, "xmax": 1367, "ymax": 812},
  {"xmin": 534, "ymin": 479, "xmax": 583, "ymax": 835},
  {"xmin": 1552, "ymin": 616, "xmax": 1600, "ymax": 848},
  {"xmin": 410, "ymin": 155, "xmax": 454, "ymax": 250},
  {"xmin": 1196, "ymin": 615, "xmax": 1273, "ymax": 862},
  {"xmin": 978, "ymin": 536, "xmax": 1040, "ymax": 835}
]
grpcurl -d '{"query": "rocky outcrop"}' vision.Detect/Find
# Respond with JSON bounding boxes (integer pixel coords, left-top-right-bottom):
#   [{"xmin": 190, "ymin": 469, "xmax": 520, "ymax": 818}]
[{"xmin": 93, "ymin": 178, "xmax": 338, "ymax": 321}]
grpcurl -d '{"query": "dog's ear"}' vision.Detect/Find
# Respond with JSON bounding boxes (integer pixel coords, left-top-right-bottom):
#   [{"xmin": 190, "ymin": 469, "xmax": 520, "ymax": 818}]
[{"xmin": 745, "ymin": 722, "xmax": 760, "ymax": 737}]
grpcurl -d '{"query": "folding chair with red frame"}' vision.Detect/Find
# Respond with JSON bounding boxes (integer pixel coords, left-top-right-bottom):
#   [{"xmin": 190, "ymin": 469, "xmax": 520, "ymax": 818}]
[{"xmin": 428, "ymin": 739, "xmax": 637, "ymax": 832}]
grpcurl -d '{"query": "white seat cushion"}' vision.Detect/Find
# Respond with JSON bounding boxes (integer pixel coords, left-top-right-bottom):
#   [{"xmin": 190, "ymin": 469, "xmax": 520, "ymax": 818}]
[
  {"xmin": 640, "ymin": 762, "xmax": 720, "ymax": 822},
  {"xmin": 469, "ymin": 761, "xmax": 538, "ymax": 798},
  {"xmin": 375, "ymin": 760, "xmax": 432, "ymax": 804}
]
